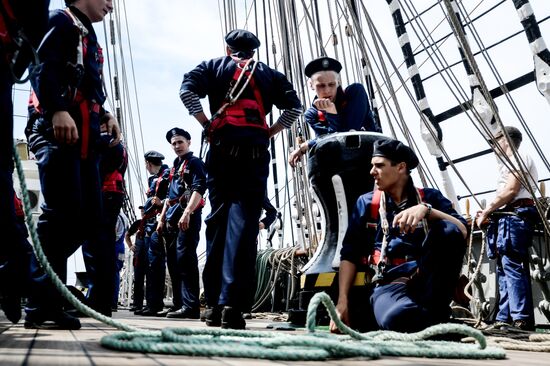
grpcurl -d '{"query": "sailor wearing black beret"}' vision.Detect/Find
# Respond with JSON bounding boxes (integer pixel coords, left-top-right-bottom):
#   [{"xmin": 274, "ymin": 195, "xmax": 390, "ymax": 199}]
[
  {"xmin": 225, "ymin": 29, "xmax": 261, "ymax": 50},
  {"xmin": 332, "ymin": 137, "xmax": 468, "ymax": 333},
  {"xmin": 166, "ymin": 127, "xmax": 191, "ymax": 143},
  {"xmin": 179, "ymin": 24, "xmax": 303, "ymax": 328},
  {"xmin": 144, "ymin": 150, "xmax": 165, "ymax": 165},
  {"xmin": 304, "ymin": 56, "xmax": 343, "ymax": 78},
  {"xmin": 289, "ymin": 56, "xmax": 381, "ymax": 167},
  {"xmin": 372, "ymin": 139, "xmax": 419, "ymax": 170}
]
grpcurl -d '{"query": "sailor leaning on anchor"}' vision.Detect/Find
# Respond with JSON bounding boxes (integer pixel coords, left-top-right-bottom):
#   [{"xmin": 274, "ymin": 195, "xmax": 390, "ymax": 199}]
[{"xmin": 331, "ymin": 139, "xmax": 468, "ymax": 333}]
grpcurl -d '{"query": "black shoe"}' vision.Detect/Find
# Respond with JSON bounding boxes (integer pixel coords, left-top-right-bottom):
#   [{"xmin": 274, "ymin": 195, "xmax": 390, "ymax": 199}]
[
  {"xmin": 136, "ymin": 307, "xmax": 160, "ymax": 316},
  {"xmin": 24, "ymin": 310, "xmax": 81, "ymax": 330},
  {"xmin": 156, "ymin": 307, "xmax": 178, "ymax": 317},
  {"xmin": 129, "ymin": 305, "xmax": 142, "ymax": 312},
  {"xmin": 203, "ymin": 306, "xmax": 222, "ymax": 327},
  {"xmin": 221, "ymin": 306, "xmax": 245, "ymax": 330},
  {"xmin": 512, "ymin": 319, "xmax": 534, "ymax": 331},
  {"xmin": 166, "ymin": 307, "xmax": 200, "ymax": 319},
  {"xmin": 1, "ymin": 295, "xmax": 22, "ymax": 324}
]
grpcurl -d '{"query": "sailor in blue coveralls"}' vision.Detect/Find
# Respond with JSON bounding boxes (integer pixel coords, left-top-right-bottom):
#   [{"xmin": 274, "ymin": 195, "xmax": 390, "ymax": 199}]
[
  {"xmin": 289, "ymin": 56, "xmax": 381, "ymax": 167},
  {"xmin": 180, "ymin": 29, "xmax": 302, "ymax": 329},
  {"xmin": 476, "ymin": 126, "xmax": 538, "ymax": 331},
  {"xmin": 133, "ymin": 150, "xmax": 170, "ymax": 316},
  {"xmin": 330, "ymin": 139, "xmax": 467, "ymax": 333},
  {"xmin": 24, "ymin": 0, "xmax": 119, "ymax": 329},
  {"xmin": 156, "ymin": 128, "xmax": 206, "ymax": 319},
  {"xmin": 0, "ymin": 0, "xmax": 49, "ymax": 324}
]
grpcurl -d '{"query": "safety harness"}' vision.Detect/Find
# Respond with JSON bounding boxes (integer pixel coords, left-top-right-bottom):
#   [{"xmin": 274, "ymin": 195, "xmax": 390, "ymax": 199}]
[
  {"xmin": 167, "ymin": 159, "xmax": 205, "ymax": 211},
  {"xmin": 201, "ymin": 58, "xmax": 268, "ymax": 155},
  {"xmin": 29, "ymin": 8, "xmax": 102, "ymax": 160},
  {"xmin": 367, "ymin": 188, "xmax": 428, "ymax": 282}
]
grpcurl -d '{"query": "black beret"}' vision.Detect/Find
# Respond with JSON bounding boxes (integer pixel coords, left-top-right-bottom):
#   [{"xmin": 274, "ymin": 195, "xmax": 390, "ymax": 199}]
[
  {"xmin": 305, "ymin": 57, "xmax": 342, "ymax": 78},
  {"xmin": 225, "ymin": 29, "xmax": 261, "ymax": 51},
  {"xmin": 144, "ymin": 150, "xmax": 164, "ymax": 164},
  {"xmin": 501, "ymin": 126, "xmax": 522, "ymax": 142},
  {"xmin": 372, "ymin": 139, "xmax": 419, "ymax": 170},
  {"xmin": 166, "ymin": 127, "xmax": 191, "ymax": 142},
  {"xmin": 141, "ymin": 197, "xmax": 155, "ymax": 215}
]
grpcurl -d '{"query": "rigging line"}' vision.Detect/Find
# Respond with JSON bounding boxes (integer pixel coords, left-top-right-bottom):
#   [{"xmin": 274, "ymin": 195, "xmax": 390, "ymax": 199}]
[
  {"xmin": 511, "ymin": 0, "xmax": 550, "ymax": 64},
  {"xmin": 401, "ymin": 0, "xmax": 493, "ymax": 150},
  {"xmin": 422, "ymin": 14, "xmax": 550, "ymax": 83},
  {"xmin": 360, "ymin": 2, "xmax": 458, "ymax": 192},
  {"xmin": 119, "ymin": 0, "xmax": 146, "ymax": 192},
  {"xmin": 403, "ymin": 0, "xmax": 441, "ymax": 26},
  {"xmin": 442, "ymin": 0, "xmax": 549, "ymax": 231},
  {"xmin": 397, "ymin": 0, "xmax": 508, "ymax": 207},
  {"xmin": 376, "ymin": 0, "xmax": 488, "ymax": 98},
  {"xmin": 404, "ymin": 0, "xmax": 512, "ymax": 197},
  {"xmin": 381, "ymin": 0, "xmax": 453, "ymax": 194},
  {"xmin": 455, "ymin": 1, "xmax": 550, "ymax": 173},
  {"xmin": 351, "ymin": 0, "xmax": 438, "ymax": 188},
  {"xmin": 326, "ymin": 0, "xmax": 339, "ymax": 59},
  {"xmin": 287, "ymin": 3, "xmax": 320, "ymax": 252},
  {"xmin": 112, "ymin": 3, "xmax": 145, "ymax": 198},
  {"xmin": 412, "ymin": 0, "xmax": 507, "ymax": 58},
  {"xmin": 298, "ymin": 0, "xmax": 326, "ymax": 57},
  {"xmin": 217, "ymin": 0, "xmax": 226, "ymax": 50},
  {"xmin": 260, "ymin": 1, "xmax": 283, "ymax": 211},
  {"xmin": 313, "ymin": 0, "xmax": 324, "ymax": 56}
]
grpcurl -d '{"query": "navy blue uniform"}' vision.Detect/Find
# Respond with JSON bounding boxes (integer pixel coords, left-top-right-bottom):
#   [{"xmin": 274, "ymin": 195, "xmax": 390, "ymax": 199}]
[
  {"xmin": 180, "ymin": 55, "xmax": 301, "ymax": 312},
  {"xmin": 305, "ymin": 84, "xmax": 380, "ymax": 142},
  {"xmin": 0, "ymin": 0, "xmax": 49, "ymax": 323},
  {"xmin": 341, "ymin": 188, "xmax": 467, "ymax": 332},
  {"xmin": 24, "ymin": 7, "xmax": 111, "ymax": 320},
  {"xmin": 141, "ymin": 164, "xmax": 169, "ymax": 312},
  {"xmin": 82, "ymin": 143, "xmax": 127, "ymax": 315},
  {"xmin": 159, "ymin": 152, "xmax": 206, "ymax": 313},
  {"xmin": 126, "ymin": 219, "xmax": 146, "ymax": 310}
]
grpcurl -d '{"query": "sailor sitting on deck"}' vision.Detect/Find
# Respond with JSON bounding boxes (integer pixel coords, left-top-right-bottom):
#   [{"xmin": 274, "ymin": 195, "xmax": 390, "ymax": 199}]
[
  {"xmin": 330, "ymin": 139, "xmax": 467, "ymax": 333},
  {"xmin": 289, "ymin": 56, "xmax": 381, "ymax": 167}
]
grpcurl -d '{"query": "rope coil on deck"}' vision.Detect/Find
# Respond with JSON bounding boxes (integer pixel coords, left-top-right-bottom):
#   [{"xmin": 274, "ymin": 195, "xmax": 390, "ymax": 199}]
[{"xmin": 15, "ymin": 146, "xmax": 506, "ymax": 360}]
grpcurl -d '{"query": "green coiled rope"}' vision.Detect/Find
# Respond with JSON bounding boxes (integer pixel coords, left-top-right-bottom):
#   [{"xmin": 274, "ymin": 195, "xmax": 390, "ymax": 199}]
[{"xmin": 14, "ymin": 145, "xmax": 506, "ymax": 360}]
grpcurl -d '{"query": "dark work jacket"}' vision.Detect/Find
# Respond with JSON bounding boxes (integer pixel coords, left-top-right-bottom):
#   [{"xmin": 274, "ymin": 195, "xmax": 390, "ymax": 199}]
[
  {"xmin": 305, "ymin": 83, "xmax": 380, "ymax": 138},
  {"xmin": 164, "ymin": 152, "xmax": 207, "ymax": 223},
  {"xmin": 26, "ymin": 7, "xmax": 107, "ymax": 153},
  {"xmin": 340, "ymin": 187, "xmax": 466, "ymax": 279},
  {"xmin": 180, "ymin": 56, "xmax": 301, "ymax": 144}
]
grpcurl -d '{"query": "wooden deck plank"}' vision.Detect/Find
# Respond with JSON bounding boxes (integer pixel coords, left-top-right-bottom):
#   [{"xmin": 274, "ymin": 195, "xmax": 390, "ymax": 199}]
[{"xmin": 1, "ymin": 311, "xmax": 549, "ymax": 365}]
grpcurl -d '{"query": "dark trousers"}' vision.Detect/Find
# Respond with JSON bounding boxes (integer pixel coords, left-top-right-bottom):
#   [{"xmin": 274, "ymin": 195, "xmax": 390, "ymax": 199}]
[
  {"xmin": 82, "ymin": 192, "xmax": 122, "ymax": 315},
  {"xmin": 202, "ymin": 145, "xmax": 268, "ymax": 311},
  {"xmin": 370, "ymin": 220, "xmax": 466, "ymax": 332},
  {"xmin": 164, "ymin": 228, "xmax": 182, "ymax": 309},
  {"xmin": 147, "ymin": 231, "xmax": 165, "ymax": 311},
  {"xmin": 26, "ymin": 143, "xmax": 103, "ymax": 316},
  {"xmin": 132, "ymin": 235, "xmax": 147, "ymax": 308},
  {"xmin": 175, "ymin": 210, "xmax": 202, "ymax": 310},
  {"xmin": 0, "ymin": 67, "xmax": 30, "ymax": 300}
]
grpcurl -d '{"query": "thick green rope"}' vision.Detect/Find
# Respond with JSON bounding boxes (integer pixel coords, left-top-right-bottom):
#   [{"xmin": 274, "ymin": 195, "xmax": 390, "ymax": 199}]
[
  {"xmin": 13, "ymin": 145, "xmax": 138, "ymax": 332},
  {"xmin": 13, "ymin": 146, "xmax": 506, "ymax": 360}
]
